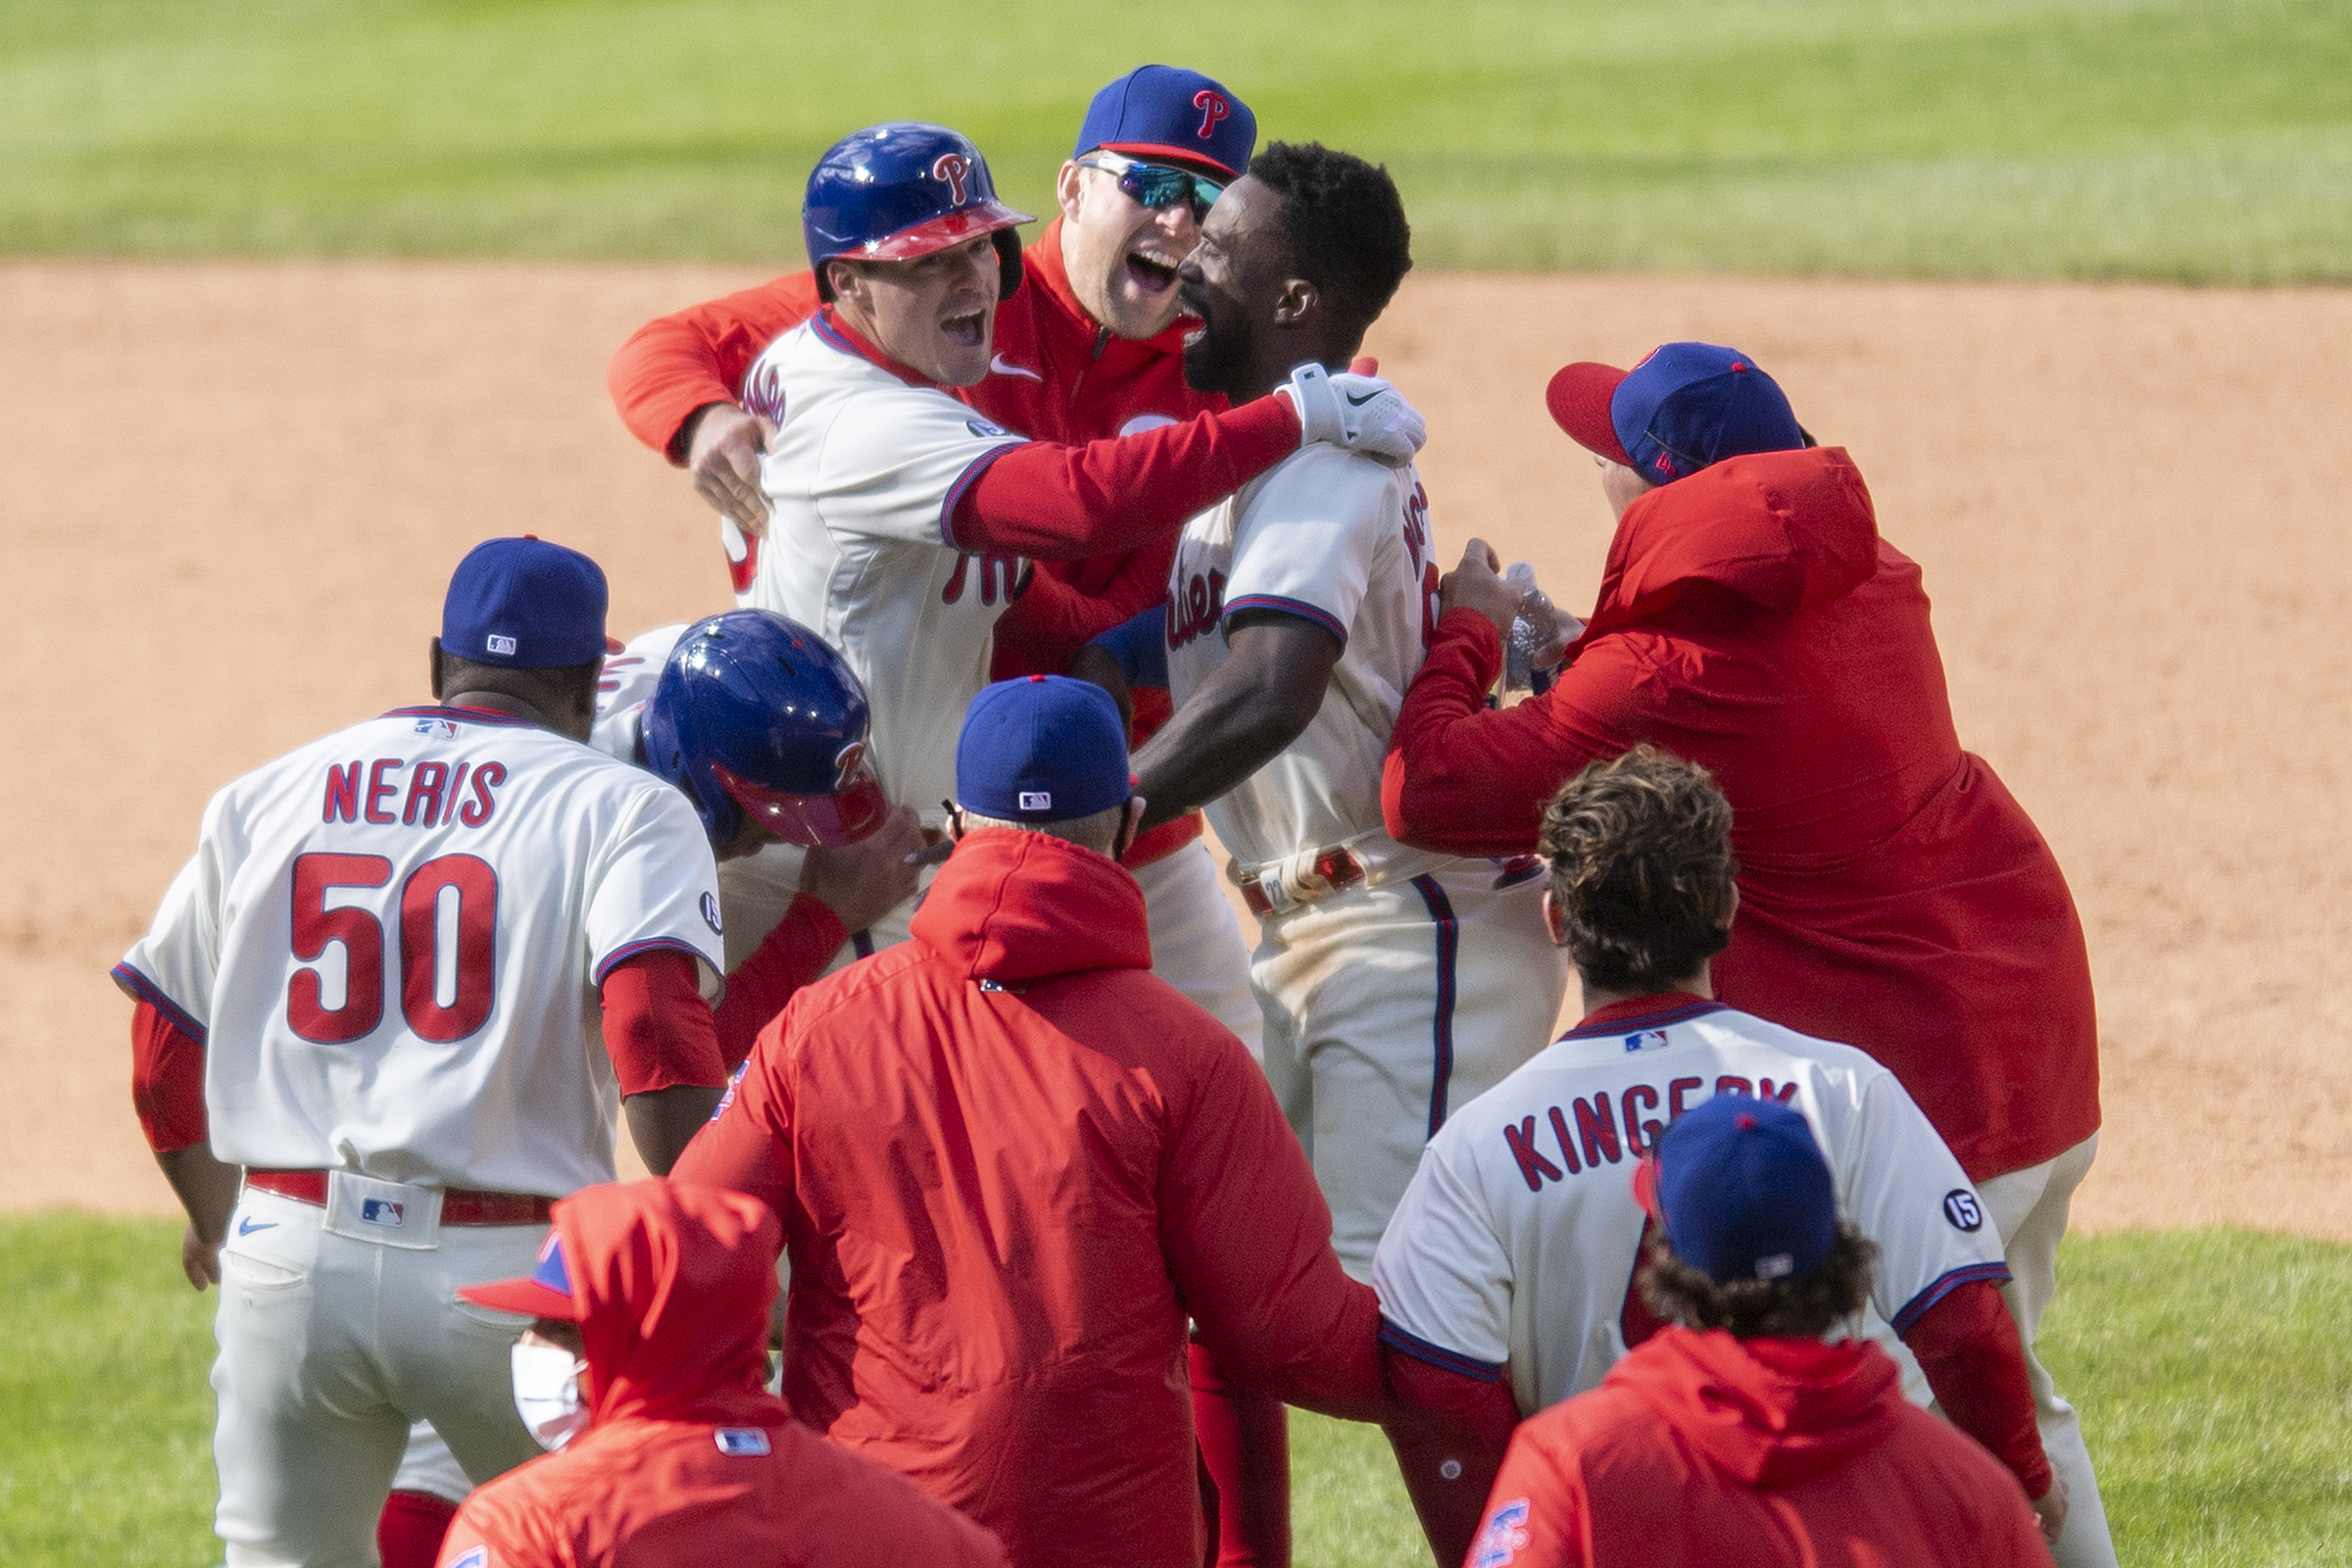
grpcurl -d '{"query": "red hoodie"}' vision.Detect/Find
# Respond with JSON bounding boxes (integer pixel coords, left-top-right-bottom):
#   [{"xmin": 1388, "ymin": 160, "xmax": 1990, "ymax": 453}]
[
  {"xmin": 672, "ymin": 827, "xmax": 1387, "ymax": 1568},
  {"xmin": 435, "ymin": 1180, "xmax": 1004, "ymax": 1568},
  {"xmin": 1472, "ymin": 1326, "xmax": 2054, "ymax": 1568},
  {"xmin": 606, "ymin": 218, "xmax": 1220, "ymax": 865},
  {"xmin": 1383, "ymin": 448, "xmax": 2097, "ymax": 1181}
]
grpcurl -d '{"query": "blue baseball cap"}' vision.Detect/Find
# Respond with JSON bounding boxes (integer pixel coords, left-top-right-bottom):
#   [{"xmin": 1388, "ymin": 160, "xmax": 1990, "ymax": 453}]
[
  {"xmin": 956, "ymin": 675, "xmax": 1131, "ymax": 823},
  {"xmin": 1637, "ymin": 1093, "xmax": 1838, "ymax": 1285},
  {"xmin": 1076, "ymin": 65, "xmax": 1255, "ymax": 180},
  {"xmin": 441, "ymin": 536, "xmax": 609, "ymax": 668},
  {"xmin": 1545, "ymin": 342, "xmax": 1806, "ymax": 485}
]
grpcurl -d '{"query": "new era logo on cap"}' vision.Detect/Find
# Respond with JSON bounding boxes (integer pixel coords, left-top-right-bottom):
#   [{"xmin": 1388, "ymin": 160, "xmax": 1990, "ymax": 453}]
[{"xmin": 1018, "ymin": 791, "xmax": 1053, "ymax": 811}]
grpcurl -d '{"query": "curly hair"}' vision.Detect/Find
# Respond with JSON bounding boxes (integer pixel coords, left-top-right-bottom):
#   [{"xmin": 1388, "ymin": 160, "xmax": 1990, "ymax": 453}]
[
  {"xmin": 1538, "ymin": 745, "xmax": 1739, "ymax": 994},
  {"xmin": 1247, "ymin": 141, "xmax": 1412, "ymax": 333},
  {"xmin": 1638, "ymin": 1221, "xmax": 1878, "ymax": 1340}
]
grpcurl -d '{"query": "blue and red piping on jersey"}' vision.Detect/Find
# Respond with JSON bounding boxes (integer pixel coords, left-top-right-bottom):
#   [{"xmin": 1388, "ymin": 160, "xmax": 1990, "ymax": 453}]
[
  {"xmin": 938, "ymin": 443, "xmax": 1023, "ymax": 552},
  {"xmin": 1379, "ymin": 1316, "xmax": 1504, "ymax": 1383},
  {"xmin": 110, "ymin": 962, "xmax": 208, "ymax": 1044},
  {"xmin": 1890, "ymin": 1260, "xmax": 2014, "ymax": 1337},
  {"xmin": 1410, "ymin": 874, "xmax": 1460, "ymax": 1138},
  {"xmin": 380, "ymin": 705, "xmax": 541, "ymax": 729},
  {"xmin": 1221, "ymin": 594, "xmax": 1348, "ymax": 648},
  {"xmin": 593, "ymin": 937, "xmax": 716, "ymax": 989},
  {"xmin": 1558, "ymin": 996, "xmax": 1728, "ymax": 1042},
  {"xmin": 811, "ymin": 308, "xmax": 942, "ymax": 390}
]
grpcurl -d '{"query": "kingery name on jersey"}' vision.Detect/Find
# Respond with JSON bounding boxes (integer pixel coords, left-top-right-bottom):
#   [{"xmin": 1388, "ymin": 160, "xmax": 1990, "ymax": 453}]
[
  {"xmin": 322, "ymin": 759, "xmax": 508, "ymax": 829},
  {"xmin": 1500, "ymin": 1076, "xmax": 1802, "ymax": 1193}
]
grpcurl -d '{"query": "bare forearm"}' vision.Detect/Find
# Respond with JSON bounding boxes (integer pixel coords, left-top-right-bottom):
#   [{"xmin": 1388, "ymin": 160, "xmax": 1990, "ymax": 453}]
[
  {"xmin": 625, "ymin": 1085, "xmax": 727, "ymax": 1176},
  {"xmin": 1134, "ymin": 683, "xmax": 1306, "ymax": 831},
  {"xmin": 157, "ymin": 1144, "xmax": 240, "ymax": 1241}
]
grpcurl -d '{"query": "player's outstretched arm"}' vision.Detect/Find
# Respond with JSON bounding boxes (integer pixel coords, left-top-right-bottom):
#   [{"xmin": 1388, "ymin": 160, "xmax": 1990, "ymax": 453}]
[
  {"xmin": 1132, "ymin": 610, "xmax": 1340, "ymax": 830},
  {"xmin": 608, "ymin": 271, "xmax": 820, "ymax": 460}
]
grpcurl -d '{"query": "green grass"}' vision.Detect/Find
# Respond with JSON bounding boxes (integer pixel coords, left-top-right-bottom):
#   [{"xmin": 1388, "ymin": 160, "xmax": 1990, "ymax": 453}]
[
  {"xmin": 7, "ymin": 1219, "xmax": 2351, "ymax": 1566},
  {"xmin": 3, "ymin": 0, "xmax": 2350, "ymax": 279}
]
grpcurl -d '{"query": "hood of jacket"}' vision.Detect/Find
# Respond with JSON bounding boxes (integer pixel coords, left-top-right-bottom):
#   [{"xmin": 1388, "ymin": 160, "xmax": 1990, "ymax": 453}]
[
  {"xmin": 1606, "ymin": 1326, "xmax": 1904, "ymax": 1489},
  {"xmin": 1577, "ymin": 447, "xmax": 1881, "ymax": 644},
  {"xmin": 559, "ymin": 1179, "xmax": 784, "ymax": 1430},
  {"xmin": 909, "ymin": 826, "xmax": 1154, "ymax": 984}
]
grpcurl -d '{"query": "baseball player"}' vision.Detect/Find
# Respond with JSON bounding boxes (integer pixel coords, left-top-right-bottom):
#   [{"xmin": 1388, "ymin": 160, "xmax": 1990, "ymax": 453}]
[
  {"xmin": 1461, "ymin": 1095, "xmax": 2057, "ymax": 1568},
  {"xmin": 1382, "ymin": 341, "xmax": 2112, "ymax": 1567},
  {"xmin": 115, "ymin": 538, "xmax": 732, "ymax": 1566},
  {"xmin": 1372, "ymin": 747, "xmax": 2063, "ymax": 1566},
  {"xmin": 434, "ymin": 1179, "xmax": 1007, "ymax": 1568},
  {"xmin": 607, "ymin": 68, "xmax": 1271, "ymax": 1058},
  {"xmin": 1121, "ymin": 142, "xmax": 1567, "ymax": 1279}
]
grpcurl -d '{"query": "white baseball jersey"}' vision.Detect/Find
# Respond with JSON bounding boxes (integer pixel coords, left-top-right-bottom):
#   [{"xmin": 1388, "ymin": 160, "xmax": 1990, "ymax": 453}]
[
  {"xmin": 1372, "ymin": 998, "xmax": 2009, "ymax": 1417},
  {"xmin": 115, "ymin": 706, "xmax": 724, "ymax": 1197},
  {"xmin": 589, "ymin": 622, "xmax": 684, "ymax": 765},
  {"xmin": 743, "ymin": 316, "xmax": 1030, "ymax": 829},
  {"xmin": 1163, "ymin": 444, "xmax": 1446, "ymax": 872}
]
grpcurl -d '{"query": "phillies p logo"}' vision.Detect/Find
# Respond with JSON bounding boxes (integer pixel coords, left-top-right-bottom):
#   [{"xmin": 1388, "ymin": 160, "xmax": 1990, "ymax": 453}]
[
  {"xmin": 932, "ymin": 152, "xmax": 971, "ymax": 205},
  {"xmin": 1193, "ymin": 89, "xmax": 1231, "ymax": 140}
]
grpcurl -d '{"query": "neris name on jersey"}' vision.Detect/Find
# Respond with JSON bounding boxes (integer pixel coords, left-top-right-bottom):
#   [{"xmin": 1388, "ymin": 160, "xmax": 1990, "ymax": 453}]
[
  {"xmin": 1501, "ymin": 1075, "xmax": 1801, "ymax": 1194},
  {"xmin": 322, "ymin": 758, "xmax": 508, "ymax": 829}
]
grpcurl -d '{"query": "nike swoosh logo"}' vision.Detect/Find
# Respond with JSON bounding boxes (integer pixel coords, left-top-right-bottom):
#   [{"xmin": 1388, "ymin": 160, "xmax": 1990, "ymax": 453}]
[
  {"xmin": 990, "ymin": 355, "xmax": 1043, "ymax": 382},
  {"xmin": 1344, "ymin": 388, "xmax": 1383, "ymax": 407},
  {"xmin": 237, "ymin": 1216, "xmax": 277, "ymax": 1236}
]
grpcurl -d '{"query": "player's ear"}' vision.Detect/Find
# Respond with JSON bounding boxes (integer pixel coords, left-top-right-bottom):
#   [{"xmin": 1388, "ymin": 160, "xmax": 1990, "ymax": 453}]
[
  {"xmin": 428, "ymin": 637, "xmax": 446, "ymax": 701},
  {"xmin": 1541, "ymin": 886, "xmax": 1569, "ymax": 948},
  {"xmin": 1271, "ymin": 277, "xmax": 1318, "ymax": 328},
  {"xmin": 1054, "ymin": 159, "xmax": 1088, "ymax": 221}
]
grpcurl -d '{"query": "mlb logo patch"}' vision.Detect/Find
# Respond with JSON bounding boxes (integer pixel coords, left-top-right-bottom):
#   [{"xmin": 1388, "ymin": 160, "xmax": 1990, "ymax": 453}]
[
  {"xmin": 1018, "ymin": 791, "xmax": 1052, "ymax": 811},
  {"xmin": 714, "ymin": 1427, "xmax": 772, "ymax": 1456},
  {"xmin": 1623, "ymin": 1029, "xmax": 1670, "ymax": 1054},
  {"xmin": 360, "ymin": 1198, "xmax": 406, "ymax": 1228},
  {"xmin": 486, "ymin": 634, "xmax": 518, "ymax": 657},
  {"xmin": 414, "ymin": 717, "xmax": 459, "ymax": 739}
]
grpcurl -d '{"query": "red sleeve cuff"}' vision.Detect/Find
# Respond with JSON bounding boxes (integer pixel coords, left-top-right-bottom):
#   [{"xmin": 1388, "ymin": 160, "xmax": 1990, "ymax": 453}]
[
  {"xmin": 129, "ymin": 1001, "xmax": 209, "ymax": 1153},
  {"xmin": 600, "ymin": 950, "xmax": 727, "ymax": 1095},
  {"xmin": 1902, "ymin": 1278, "xmax": 2053, "ymax": 1498},
  {"xmin": 712, "ymin": 894, "xmax": 847, "ymax": 1071}
]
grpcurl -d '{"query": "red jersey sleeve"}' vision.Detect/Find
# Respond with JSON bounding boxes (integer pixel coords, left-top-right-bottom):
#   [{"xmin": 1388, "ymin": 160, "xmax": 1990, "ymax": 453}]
[
  {"xmin": 608, "ymin": 271, "xmax": 822, "ymax": 460},
  {"xmin": 710, "ymin": 894, "xmax": 846, "ymax": 1071},
  {"xmin": 1384, "ymin": 1348, "xmax": 1521, "ymax": 1568},
  {"xmin": 129, "ymin": 1001, "xmax": 209, "ymax": 1153},
  {"xmin": 599, "ymin": 950, "xmax": 728, "ymax": 1096},
  {"xmin": 950, "ymin": 396, "xmax": 1299, "ymax": 562},
  {"xmin": 1382, "ymin": 609, "xmax": 1630, "ymax": 858},
  {"xmin": 1156, "ymin": 1031, "xmax": 1391, "ymax": 1424},
  {"xmin": 1901, "ymin": 1278, "xmax": 2053, "ymax": 1499},
  {"xmin": 669, "ymin": 1010, "xmax": 798, "ymax": 1222},
  {"xmin": 990, "ymin": 546, "xmax": 1179, "ymax": 681}
]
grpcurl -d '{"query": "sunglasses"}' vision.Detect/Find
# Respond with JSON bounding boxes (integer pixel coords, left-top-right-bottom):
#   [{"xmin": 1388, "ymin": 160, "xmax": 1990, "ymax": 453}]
[{"xmin": 1079, "ymin": 153, "xmax": 1226, "ymax": 221}]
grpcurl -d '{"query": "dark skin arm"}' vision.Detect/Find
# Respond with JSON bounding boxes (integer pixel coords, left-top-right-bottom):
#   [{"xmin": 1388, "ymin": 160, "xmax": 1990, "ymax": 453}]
[
  {"xmin": 157, "ymin": 1144, "xmax": 242, "ymax": 1291},
  {"xmin": 624, "ymin": 1086, "xmax": 726, "ymax": 1176},
  {"xmin": 1132, "ymin": 610, "xmax": 1342, "ymax": 831}
]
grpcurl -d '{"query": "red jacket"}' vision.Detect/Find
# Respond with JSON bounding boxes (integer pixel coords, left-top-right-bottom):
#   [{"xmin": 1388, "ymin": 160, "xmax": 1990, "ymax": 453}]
[
  {"xmin": 672, "ymin": 827, "xmax": 1386, "ymax": 1568},
  {"xmin": 1472, "ymin": 1326, "xmax": 2054, "ymax": 1568},
  {"xmin": 606, "ymin": 219, "xmax": 1222, "ymax": 863},
  {"xmin": 435, "ymin": 1180, "xmax": 1005, "ymax": 1568},
  {"xmin": 1382, "ymin": 449, "xmax": 2097, "ymax": 1180}
]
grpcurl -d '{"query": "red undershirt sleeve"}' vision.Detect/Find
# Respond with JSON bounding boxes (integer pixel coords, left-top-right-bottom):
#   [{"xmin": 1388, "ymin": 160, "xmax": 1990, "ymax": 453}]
[
  {"xmin": 949, "ymin": 395, "xmax": 1300, "ymax": 562},
  {"xmin": 598, "ymin": 950, "xmax": 728, "ymax": 1097},
  {"xmin": 129, "ymin": 1001, "xmax": 209, "ymax": 1153},
  {"xmin": 1902, "ymin": 1278, "xmax": 2054, "ymax": 1499},
  {"xmin": 711, "ymin": 894, "xmax": 847, "ymax": 1071},
  {"xmin": 1382, "ymin": 1348, "xmax": 1522, "ymax": 1568},
  {"xmin": 607, "ymin": 271, "xmax": 822, "ymax": 459}
]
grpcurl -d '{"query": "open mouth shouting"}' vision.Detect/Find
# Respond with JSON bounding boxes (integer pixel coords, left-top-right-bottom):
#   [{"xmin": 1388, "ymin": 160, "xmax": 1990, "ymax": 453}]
[
  {"xmin": 1125, "ymin": 244, "xmax": 1184, "ymax": 296},
  {"xmin": 941, "ymin": 308, "xmax": 988, "ymax": 349}
]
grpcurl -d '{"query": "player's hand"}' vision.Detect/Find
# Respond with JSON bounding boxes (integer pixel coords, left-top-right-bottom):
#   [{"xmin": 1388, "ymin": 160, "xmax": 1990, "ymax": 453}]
[
  {"xmin": 1065, "ymin": 643, "xmax": 1132, "ymax": 732},
  {"xmin": 1280, "ymin": 363, "xmax": 1426, "ymax": 467},
  {"xmin": 1439, "ymin": 539, "xmax": 1522, "ymax": 643},
  {"xmin": 684, "ymin": 402, "xmax": 778, "ymax": 537},
  {"xmin": 180, "ymin": 1222, "xmax": 223, "ymax": 1292},
  {"xmin": 798, "ymin": 805, "xmax": 925, "ymax": 935},
  {"xmin": 2031, "ymin": 1474, "xmax": 2069, "ymax": 1544}
]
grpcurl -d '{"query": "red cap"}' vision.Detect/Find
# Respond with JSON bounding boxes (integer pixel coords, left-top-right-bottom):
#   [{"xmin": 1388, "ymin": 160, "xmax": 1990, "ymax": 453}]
[{"xmin": 1544, "ymin": 362, "xmax": 1635, "ymax": 466}]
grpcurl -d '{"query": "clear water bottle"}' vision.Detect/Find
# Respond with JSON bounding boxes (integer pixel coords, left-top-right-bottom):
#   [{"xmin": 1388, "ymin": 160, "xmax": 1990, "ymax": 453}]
[{"xmin": 1504, "ymin": 563, "xmax": 1575, "ymax": 693}]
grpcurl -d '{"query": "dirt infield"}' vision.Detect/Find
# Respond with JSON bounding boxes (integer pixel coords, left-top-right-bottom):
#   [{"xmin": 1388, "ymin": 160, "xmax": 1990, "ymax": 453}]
[{"xmin": 6, "ymin": 262, "xmax": 2345, "ymax": 1236}]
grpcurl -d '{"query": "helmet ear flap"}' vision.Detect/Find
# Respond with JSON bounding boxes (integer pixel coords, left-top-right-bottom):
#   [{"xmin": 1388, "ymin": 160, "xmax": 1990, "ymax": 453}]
[{"xmin": 994, "ymin": 228, "xmax": 1024, "ymax": 300}]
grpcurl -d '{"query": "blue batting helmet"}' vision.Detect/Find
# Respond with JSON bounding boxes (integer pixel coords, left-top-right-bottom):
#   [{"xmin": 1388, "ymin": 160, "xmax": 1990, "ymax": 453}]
[
  {"xmin": 642, "ymin": 611, "xmax": 889, "ymax": 849},
  {"xmin": 804, "ymin": 122, "xmax": 1031, "ymax": 304}
]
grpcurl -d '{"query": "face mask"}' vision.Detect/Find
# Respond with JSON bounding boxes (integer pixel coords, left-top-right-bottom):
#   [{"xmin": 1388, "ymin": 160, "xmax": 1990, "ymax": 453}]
[{"xmin": 510, "ymin": 1339, "xmax": 590, "ymax": 1451}]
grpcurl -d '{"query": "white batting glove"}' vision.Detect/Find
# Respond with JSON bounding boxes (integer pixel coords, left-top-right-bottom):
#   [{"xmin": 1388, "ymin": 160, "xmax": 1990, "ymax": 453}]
[{"xmin": 1280, "ymin": 363, "xmax": 1427, "ymax": 467}]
